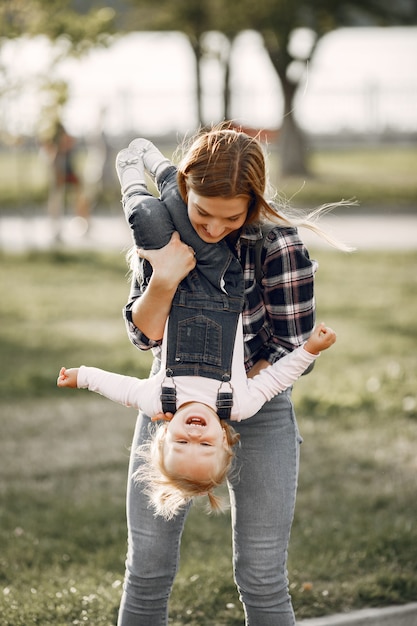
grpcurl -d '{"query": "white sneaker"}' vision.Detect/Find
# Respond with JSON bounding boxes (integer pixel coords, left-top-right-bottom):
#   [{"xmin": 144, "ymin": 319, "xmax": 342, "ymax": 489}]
[
  {"xmin": 129, "ymin": 138, "xmax": 171, "ymax": 180},
  {"xmin": 115, "ymin": 147, "xmax": 146, "ymax": 194}
]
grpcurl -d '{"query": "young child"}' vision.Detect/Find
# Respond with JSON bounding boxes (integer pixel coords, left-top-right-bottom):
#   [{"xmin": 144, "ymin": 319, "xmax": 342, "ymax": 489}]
[
  {"xmin": 57, "ymin": 137, "xmax": 336, "ymax": 518},
  {"xmin": 57, "ymin": 322, "xmax": 334, "ymax": 515}
]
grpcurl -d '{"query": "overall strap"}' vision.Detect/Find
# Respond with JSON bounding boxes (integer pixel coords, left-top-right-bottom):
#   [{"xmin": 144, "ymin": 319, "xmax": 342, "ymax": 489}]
[
  {"xmin": 160, "ymin": 373, "xmax": 234, "ymax": 419},
  {"xmin": 254, "ymin": 222, "xmax": 275, "ymax": 283},
  {"xmin": 160, "ymin": 369, "xmax": 177, "ymax": 414},
  {"xmin": 216, "ymin": 376, "xmax": 234, "ymax": 420}
]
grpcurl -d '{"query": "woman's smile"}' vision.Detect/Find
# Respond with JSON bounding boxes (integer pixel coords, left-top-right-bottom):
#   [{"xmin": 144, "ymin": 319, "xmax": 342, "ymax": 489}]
[{"xmin": 187, "ymin": 189, "xmax": 249, "ymax": 243}]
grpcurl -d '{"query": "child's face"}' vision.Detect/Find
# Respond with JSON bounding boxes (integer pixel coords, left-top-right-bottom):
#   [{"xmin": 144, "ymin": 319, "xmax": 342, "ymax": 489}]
[
  {"xmin": 187, "ymin": 189, "xmax": 248, "ymax": 243},
  {"xmin": 162, "ymin": 402, "xmax": 228, "ymax": 481}
]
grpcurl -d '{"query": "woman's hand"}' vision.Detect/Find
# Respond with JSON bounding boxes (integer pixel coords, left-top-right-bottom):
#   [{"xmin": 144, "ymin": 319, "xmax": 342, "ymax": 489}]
[
  {"xmin": 246, "ymin": 358, "xmax": 270, "ymax": 379},
  {"xmin": 138, "ymin": 231, "xmax": 196, "ymax": 290}
]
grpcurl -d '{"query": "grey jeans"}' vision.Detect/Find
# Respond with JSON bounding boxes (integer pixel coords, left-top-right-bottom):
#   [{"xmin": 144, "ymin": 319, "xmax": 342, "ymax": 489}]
[{"xmin": 117, "ymin": 388, "xmax": 301, "ymax": 626}]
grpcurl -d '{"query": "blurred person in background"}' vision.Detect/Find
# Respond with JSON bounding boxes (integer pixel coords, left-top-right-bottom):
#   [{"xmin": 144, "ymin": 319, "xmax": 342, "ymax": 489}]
[{"xmin": 42, "ymin": 120, "xmax": 90, "ymax": 242}]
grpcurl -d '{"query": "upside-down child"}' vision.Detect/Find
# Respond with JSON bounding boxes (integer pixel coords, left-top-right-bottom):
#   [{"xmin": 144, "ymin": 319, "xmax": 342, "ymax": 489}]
[
  {"xmin": 57, "ymin": 323, "xmax": 334, "ymax": 509},
  {"xmin": 57, "ymin": 139, "xmax": 336, "ymax": 518}
]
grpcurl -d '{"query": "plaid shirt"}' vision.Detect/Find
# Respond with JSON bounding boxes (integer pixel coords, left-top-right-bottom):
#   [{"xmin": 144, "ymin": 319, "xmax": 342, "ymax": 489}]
[
  {"xmin": 238, "ymin": 224, "xmax": 317, "ymax": 371},
  {"xmin": 124, "ymin": 223, "xmax": 317, "ymax": 372}
]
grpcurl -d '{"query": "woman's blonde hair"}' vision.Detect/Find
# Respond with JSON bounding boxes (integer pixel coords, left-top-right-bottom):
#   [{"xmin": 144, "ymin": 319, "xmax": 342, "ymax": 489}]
[{"xmin": 133, "ymin": 420, "xmax": 240, "ymax": 520}]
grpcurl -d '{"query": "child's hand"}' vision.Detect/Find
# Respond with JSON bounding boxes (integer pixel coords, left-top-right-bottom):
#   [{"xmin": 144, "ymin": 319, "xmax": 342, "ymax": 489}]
[
  {"xmin": 57, "ymin": 366, "xmax": 79, "ymax": 388},
  {"xmin": 304, "ymin": 323, "xmax": 336, "ymax": 355},
  {"xmin": 151, "ymin": 411, "xmax": 174, "ymax": 422}
]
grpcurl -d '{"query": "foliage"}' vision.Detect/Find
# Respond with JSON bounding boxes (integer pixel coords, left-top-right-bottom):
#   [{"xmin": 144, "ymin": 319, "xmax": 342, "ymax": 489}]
[
  {"xmin": 0, "ymin": 0, "xmax": 117, "ymax": 137},
  {"xmin": 0, "ymin": 249, "xmax": 416, "ymax": 624},
  {"xmin": 219, "ymin": 0, "xmax": 417, "ymax": 174},
  {"xmin": 0, "ymin": 1, "xmax": 116, "ymax": 51},
  {"xmin": 0, "ymin": 251, "xmax": 152, "ymax": 400}
]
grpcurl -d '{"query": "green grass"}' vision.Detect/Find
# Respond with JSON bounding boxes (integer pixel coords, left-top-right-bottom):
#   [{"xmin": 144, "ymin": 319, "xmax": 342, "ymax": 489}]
[
  {"xmin": 0, "ymin": 250, "xmax": 152, "ymax": 400},
  {"xmin": 270, "ymin": 145, "xmax": 417, "ymax": 209},
  {"xmin": 0, "ymin": 144, "xmax": 416, "ymax": 213},
  {"xmin": 0, "ymin": 249, "xmax": 416, "ymax": 624}
]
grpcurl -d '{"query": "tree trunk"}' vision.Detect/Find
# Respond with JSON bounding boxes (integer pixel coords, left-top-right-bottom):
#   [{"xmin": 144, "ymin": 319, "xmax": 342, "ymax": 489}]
[
  {"xmin": 222, "ymin": 37, "xmax": 233, "ymax": 120},
  {"xmin": 190, "ymin": 38, "xmax": 204, "ymax": 126},
  {"xmin": 223, "ymin": 52, "xmax": 232, "ymax": 120},
  {"xmin": 264, "ymin": 37, "xmax": 310, "ymax": 178},
  {"xmin": 279, "ymin": 77, "xmax": 309, "ymax": 177}
]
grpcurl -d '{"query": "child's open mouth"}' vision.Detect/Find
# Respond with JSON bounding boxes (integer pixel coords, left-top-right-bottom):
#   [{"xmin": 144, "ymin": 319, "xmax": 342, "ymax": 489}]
[{"xmin": 186, "ymin": 417, "xmax": 206, "ymax": 426}]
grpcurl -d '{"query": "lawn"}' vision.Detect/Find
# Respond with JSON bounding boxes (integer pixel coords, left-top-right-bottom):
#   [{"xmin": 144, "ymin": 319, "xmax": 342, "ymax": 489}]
[
  {"xmin": 0, "ymin": 248, "xmax": 416, "ymax": 625},
  {"xmin": 270, "ymin": 144, "xmax": 417, "ymax": 209}
]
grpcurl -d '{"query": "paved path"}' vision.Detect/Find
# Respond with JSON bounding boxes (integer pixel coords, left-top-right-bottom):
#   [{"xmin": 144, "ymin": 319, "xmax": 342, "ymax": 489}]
[
  {"xmin": 1, "ymin": 213, "xmax": 417, "ymax": 253},
  {"xmin": 297, "ymin": 602, "xmax": 417, "ymax": 626}
]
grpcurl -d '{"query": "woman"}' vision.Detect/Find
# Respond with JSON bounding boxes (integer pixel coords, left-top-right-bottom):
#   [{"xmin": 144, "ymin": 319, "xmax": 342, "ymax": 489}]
[
  {"xmin": 58, "ymin": 138, "xmax": 335, "ymax": 518},
  {"xmin": 117, "ymin": 125, "xmax": 325, "ymax": 626}
]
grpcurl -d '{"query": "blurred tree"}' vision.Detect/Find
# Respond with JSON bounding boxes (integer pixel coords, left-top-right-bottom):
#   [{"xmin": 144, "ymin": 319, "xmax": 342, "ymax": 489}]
[
  {"xmin": 213, "ymin": 0, "xmax": 417, "ymax": 175},
  {"xmin": 124, "ymin": 0, "xmax": 417, "ymax": 175},
  {"xmin": 0, "ymin": 0, "xmax": 116, "ymax": 52},
  {"xmin": 0, "ymin": 0, "xmax": 117, "ymax": 135},
  {"xmin": 123, "ymin": 0, "xmax": 253, "ymax": 127},
  {"xmin": 119, "ymin": 0, "xmax": 217, "ymax": 127},
  {"xmin": 2, "ymin": 0, "xmax": 415, "ymax": 171}
]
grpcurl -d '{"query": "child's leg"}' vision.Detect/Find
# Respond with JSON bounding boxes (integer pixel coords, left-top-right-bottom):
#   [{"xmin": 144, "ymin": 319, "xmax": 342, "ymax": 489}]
[
  {"xmin": 116, "ymin": 140, "xmax": 245, "ymax": 299},
  {"xmin": 116, "ymin": 147, "xmax": 147, "ymax": 195},
  {"xmin": 116, "ymin": 148, "xmax": 175, "ymax": 250},
  {"xmin": 129, "ymin": 138, "xmax": 171, "ymax": 180}
]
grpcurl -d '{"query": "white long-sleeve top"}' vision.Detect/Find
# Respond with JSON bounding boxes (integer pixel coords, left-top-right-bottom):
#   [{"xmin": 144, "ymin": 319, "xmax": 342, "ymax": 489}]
[{"xmin": 77, "ymin": 315, "xmax": 318, "ymax": 421}]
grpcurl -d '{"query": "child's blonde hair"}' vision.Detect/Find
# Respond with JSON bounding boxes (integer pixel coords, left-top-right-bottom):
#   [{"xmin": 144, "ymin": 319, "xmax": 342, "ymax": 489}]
[{"xmin": 133, "ymin": 420, "xmax": 240, "ymax": 520}]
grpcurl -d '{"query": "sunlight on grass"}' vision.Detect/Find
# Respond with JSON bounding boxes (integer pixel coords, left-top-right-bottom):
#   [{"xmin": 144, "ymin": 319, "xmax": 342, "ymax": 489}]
[{"xmin": 275, "ymin": 146, "xmax": 417, "ymax": 208}]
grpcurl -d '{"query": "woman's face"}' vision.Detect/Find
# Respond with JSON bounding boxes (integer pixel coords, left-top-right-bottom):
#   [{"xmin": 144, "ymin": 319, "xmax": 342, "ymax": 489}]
[{"xmin": 187, "ymin": 189, "xmax": 249, "ymax": 243}]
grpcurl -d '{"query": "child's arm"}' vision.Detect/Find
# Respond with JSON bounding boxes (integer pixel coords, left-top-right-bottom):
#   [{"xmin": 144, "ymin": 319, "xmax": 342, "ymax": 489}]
[
  {"xmin": 239, "ymin": 323, "xmax": 336, "ymax": 421},
  {"xmin": 57, "ymin": 365, "xmax": 158, "ymax": 414},
  {"xmin": 304, "ymin": 322, "xmax": 336, "ymax": 355}
]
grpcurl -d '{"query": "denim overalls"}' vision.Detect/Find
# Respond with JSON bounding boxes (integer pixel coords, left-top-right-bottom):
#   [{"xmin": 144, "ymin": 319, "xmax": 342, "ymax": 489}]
[{"xmin": 123, "ymin": 167, "xmax": 245, "ymax": 418}]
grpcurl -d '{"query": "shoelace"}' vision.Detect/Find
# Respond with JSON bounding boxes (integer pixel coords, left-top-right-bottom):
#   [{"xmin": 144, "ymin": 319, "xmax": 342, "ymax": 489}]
[{"xmin": 118, "ymin": 155, "xmax": 139, "ymax": 167}]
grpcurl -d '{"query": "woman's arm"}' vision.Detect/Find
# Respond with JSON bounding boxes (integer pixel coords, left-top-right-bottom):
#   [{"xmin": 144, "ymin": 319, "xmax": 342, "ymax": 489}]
[{"xmin": 127, "ymin": 232, "xmax": 196, "ymax": 342}]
